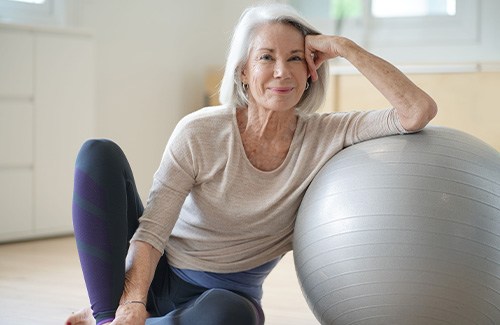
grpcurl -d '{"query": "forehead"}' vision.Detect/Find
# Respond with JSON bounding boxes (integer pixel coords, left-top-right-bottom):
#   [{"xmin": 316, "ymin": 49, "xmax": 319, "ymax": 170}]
[{"xmin": 250, "ymin": 22, "xmax": 305, "ymax": 51}]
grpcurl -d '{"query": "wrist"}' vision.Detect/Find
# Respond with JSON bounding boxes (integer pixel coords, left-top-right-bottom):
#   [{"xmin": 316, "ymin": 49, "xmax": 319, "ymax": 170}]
[
  {"xmin": 122, "ymin": 277, "xmax": 148, "ymax": 306},
  {"xmin": 337, "ymin": 37, "xmax": 360, "ymax": 59},
  {"xmin": 121, "ymin": 300, "xmax": 147, "ymax": 308}
]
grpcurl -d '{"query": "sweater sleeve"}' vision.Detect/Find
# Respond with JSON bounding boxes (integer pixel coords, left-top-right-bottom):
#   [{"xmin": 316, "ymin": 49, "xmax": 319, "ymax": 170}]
[
  {"xmin": 131, "ymin": 117, "xmax": 196, "ymax": 254},
  {"xmin": 341, "ymin": 107, "xmax": 410, "ymax": 147}
]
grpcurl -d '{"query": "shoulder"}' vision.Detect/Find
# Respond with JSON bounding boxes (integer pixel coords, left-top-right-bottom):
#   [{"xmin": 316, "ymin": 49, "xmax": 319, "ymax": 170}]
[
  {"xmin": 178, "ymin": 105, "xmax": 233, "ymax": 129},
  {"xmin": 165, "ymin": 106, "xmax": 235, "ymax": 179},
  {"xmin": 167, "ymin": 105, "xmax": 236, "ymax": 160},
  {"xmin": 172, "ymin": 105, "xmax": 234, "ymax": 139}
]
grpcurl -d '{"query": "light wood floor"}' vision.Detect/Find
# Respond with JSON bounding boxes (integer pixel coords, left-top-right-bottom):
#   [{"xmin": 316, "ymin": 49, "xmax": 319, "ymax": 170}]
[{"xmin": 0, "ymin": 236, "xmax": 318, "ymax": 325}]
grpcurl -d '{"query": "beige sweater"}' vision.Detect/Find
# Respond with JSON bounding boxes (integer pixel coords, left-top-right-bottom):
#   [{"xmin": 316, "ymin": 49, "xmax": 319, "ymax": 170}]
[{"xmin": 131, "ymin": 105, "xmax": 407, "ymax": 273}]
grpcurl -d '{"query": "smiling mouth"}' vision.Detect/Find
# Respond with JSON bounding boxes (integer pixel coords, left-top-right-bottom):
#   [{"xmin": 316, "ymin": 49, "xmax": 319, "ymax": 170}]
[{"xmin": 269, "ymin": 87, "xmax": 294, "ymax": 93}]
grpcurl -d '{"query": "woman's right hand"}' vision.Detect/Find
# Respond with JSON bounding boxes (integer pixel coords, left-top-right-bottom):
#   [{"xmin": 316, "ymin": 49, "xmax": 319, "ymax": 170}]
[
  {"xmin": 110, "ymin": 303, "xmax": 148, "ymax": 325},
  {"xmin": 109, "ymin": 241, "xmax": 162, "ymax": 324}
]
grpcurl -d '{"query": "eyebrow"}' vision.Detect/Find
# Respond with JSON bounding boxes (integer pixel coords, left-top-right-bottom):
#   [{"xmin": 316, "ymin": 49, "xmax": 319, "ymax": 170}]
[{"xmin": 256, "ymin": 48, "xmax": 305, "ymax": 54}]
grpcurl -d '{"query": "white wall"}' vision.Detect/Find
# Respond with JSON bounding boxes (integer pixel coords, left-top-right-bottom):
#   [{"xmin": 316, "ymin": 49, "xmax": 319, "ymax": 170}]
[{"xmin": 77, "ymin": 0, "xmax": 255, "ymax": 198}]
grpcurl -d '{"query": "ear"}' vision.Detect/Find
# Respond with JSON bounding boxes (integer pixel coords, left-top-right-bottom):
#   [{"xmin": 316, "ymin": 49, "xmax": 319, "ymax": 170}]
[{"xmin": 240, "ymin": 64, "xmax": 249, "ymax": 84}]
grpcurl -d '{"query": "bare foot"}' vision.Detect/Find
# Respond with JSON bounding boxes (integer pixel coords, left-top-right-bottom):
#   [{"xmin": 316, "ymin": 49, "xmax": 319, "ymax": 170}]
[{"xmin": 65, "ymin": 307, "xmax": 95, "ymax": 325}]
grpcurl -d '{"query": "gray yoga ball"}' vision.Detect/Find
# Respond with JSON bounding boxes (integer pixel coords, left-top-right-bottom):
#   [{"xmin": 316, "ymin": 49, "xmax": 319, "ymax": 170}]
[{"xmin": 294, "ymin": 126, "xmax": 500, "ymax": 325}]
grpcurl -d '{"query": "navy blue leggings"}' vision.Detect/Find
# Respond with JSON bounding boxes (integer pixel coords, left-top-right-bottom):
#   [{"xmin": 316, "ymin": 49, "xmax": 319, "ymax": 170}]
[{"xmin": 72, "ymin": 139, "xmax": 263, "ymax": 325}]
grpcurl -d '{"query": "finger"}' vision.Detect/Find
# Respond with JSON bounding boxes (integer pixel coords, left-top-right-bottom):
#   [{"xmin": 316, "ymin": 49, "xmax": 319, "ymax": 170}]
[
  {"xmin": 305, "ymin": 51, "xmax": 318, "ymax": 82},
  {"xmin": 304, "ymin": 36, "xmax": 318, "ymax": 81}
]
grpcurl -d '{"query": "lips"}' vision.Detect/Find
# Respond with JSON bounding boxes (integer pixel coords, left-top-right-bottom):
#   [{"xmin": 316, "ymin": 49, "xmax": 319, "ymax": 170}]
[{"xmin": 269, "ymin": 87, "xmax": 294, "ymax": 93}]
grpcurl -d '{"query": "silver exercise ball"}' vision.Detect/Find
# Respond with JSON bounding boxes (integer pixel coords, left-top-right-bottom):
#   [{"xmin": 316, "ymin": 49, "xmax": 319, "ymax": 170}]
[{"xmin": 294, "ymin": 126, "xmax": 500, "ymax": 325}]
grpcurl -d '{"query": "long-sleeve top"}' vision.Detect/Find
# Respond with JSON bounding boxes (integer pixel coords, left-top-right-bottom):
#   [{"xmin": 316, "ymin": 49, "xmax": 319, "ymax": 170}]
[{"xmin": 131, "ymin": 105, "xmax": 408, "ymax": 273}]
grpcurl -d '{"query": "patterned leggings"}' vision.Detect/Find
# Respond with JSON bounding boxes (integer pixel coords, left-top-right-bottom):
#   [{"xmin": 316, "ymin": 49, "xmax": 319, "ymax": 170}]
[{"xmin": 72, "ymin": 139, "xmax": 263, "ymax": 325}]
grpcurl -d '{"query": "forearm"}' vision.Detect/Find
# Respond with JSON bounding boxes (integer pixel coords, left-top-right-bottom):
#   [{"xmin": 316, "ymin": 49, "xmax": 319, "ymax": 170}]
[
  {"xmin": 340, "ymin": 39, "xmax": 437, "ymax": 131},
  {"xmin": 120, "ymin": 240, "xmax": 162, "ymax": 304}
]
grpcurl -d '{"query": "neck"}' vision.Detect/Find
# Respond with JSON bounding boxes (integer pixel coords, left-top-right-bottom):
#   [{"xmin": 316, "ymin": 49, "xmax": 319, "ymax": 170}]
[{"xmin": 240, "ymin": 104, "xmax": 297, "ymax": 141}]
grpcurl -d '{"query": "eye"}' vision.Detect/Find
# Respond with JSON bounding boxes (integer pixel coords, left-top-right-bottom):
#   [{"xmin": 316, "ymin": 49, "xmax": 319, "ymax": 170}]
[
  {"xmin": 289, "ymin": 55, "xmax": 304, "ymax": 62},
  {"xmin": 259, "ymin": 54, "xmax": 273, "ymax": 61}
]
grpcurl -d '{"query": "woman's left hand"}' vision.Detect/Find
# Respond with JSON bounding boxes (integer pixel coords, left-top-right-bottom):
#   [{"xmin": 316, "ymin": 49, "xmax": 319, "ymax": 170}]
[{"xmin": 304, "ymin": 35, "xmax": 353, "ymax": 82}]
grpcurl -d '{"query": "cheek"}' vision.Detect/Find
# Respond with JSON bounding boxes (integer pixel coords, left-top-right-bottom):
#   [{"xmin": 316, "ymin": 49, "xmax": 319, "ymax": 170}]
[
  {"xmin": 249, "ymin": 64, "xmax": 267, "ymax": 79},
  {"xmin": 249, "ymin": 66, "xmax": 270, "ymax": 91},
  {"xmin": 295, "ymin": 64, "xmax": 309, "ymax": 80}
]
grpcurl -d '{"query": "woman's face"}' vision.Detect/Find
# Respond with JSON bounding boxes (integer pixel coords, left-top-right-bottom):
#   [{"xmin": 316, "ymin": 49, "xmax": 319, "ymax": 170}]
[{"xmin": 241, "ymin": 23, "xmax": 308, "ymax": 113}]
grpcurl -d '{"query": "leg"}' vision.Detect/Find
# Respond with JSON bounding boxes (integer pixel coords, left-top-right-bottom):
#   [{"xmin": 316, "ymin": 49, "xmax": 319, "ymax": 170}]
[
  {"xmin": 147, "ymin": 260, "xmax": 264, "ymax": 325},
  {"xmin": 71, "ymin": 139, "xmax": 144, "ymax": 324},
  {"xmin": 146, "ymin": 289, "xmax": 263, "ymax": 325}
]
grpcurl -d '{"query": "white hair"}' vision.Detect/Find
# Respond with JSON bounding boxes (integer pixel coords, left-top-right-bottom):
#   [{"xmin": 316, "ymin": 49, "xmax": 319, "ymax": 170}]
[{"xmin": 218, "ymin": 2, "xmax": 329, "ymax": 114}]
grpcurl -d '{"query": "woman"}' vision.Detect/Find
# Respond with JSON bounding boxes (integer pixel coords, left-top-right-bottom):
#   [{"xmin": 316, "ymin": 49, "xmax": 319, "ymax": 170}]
[{"xmin": 66, "ymin": 3, "xmax": 437, "ymax": 325}]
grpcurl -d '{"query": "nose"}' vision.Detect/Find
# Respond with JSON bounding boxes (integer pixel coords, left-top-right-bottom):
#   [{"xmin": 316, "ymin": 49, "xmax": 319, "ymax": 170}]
[{"xmin": 273, "ymin": 60, "xmax": 290, "ymax": 78}]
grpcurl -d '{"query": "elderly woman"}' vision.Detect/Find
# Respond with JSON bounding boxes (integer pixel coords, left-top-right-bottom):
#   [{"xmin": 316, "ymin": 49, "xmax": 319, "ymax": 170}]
[{"xmin": 66, "ymin": 3, "xmax": 436, "ymax": 325}]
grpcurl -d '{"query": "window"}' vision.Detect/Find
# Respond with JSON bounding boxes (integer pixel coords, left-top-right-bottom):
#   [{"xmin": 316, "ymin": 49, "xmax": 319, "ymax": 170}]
[
  {"xmin": 372, "ymin": 0, "xmax": 456, "ymax": 18},
  {"xmin": 0, "ymin": 0, "xmax": 70, "ymax": 27},
  {"xmin": 288, "ymin": 0, "xmax": 480, "ymax": 63},
  {"xmin": 9, "ymin": 0, "xmax": 46, "ymax": 4},
  {"xmin": 368, "ymin": 0, "xmax": 477, "ymax": 46}
]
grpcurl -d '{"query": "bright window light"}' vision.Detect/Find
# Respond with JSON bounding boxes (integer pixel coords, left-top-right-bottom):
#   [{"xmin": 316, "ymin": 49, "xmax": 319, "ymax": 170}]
[
  {"xmin": 8, "ymin": 0, "xmax": 46, "ymax": 3},
  {"xmin": 447, "ymin": 0, "xmax": 457, "ymax": 15},
  {"xmin": 372, "ymin": 0, "xmax": 456, "ymax": 18}
]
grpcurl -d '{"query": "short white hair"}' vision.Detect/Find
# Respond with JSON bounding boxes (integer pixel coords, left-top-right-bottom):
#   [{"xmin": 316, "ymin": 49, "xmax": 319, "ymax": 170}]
[{"xmin": 219, "ymin": 3, "xmax": 329, "ymax": 114}]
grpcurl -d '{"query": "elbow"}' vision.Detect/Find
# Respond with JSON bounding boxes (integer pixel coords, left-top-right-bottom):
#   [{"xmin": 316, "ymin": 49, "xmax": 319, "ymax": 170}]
[{"xmin": 400, "ymin": 98, "xmax": 438, "ymax": 132}]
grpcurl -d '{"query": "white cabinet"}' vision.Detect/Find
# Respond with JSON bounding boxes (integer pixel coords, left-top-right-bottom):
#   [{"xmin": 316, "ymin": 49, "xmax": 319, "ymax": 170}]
[
  {"xmin": 0, "ymin": 25, "xmax": 94, "ymax": 242},
  {"xmin": 0, "ymin": 170, "xmax": 33, "ymax": 236},
  {"xmin": 0, "ymin": 28, "xmax": 33, "ymax": 98},
  {"xmin": 0, "ymin": 101, "xmax": 33, "ymax": 166}
]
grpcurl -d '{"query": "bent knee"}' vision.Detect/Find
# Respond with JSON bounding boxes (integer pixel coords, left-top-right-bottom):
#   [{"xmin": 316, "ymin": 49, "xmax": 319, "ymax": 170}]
[
  {"xmin": 80, "ymin": 139, "xmax": 122, "ymax": 157},
  {"xmin": 196, "ymin": 289, "xmax": 260, "ymax": 325},
  {"xmin": 76, "ymin": 139, "xmax": 126, "ymax": 169}
]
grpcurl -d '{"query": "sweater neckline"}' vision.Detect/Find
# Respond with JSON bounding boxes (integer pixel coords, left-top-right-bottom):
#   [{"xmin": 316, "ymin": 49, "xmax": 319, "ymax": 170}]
[{"xmin": 231, "ymin": 106, "xmax": 302, "ymax": 175}]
